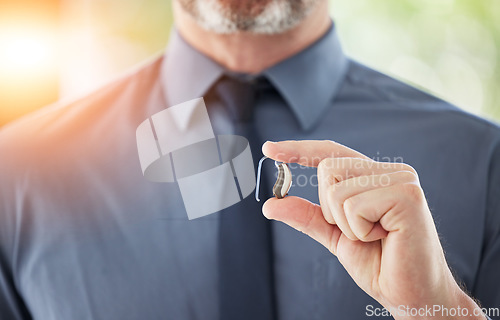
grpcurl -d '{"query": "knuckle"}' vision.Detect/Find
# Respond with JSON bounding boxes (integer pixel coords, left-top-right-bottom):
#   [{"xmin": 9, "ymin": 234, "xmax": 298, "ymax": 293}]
[
  {"xmin": 322, "ymin": 209, "xmax": 335, "ymax": 224},
  {"xmin": 318, "ymin": 158, "xmax": 330, "ymax": 173},
  {"xmin": 343, "ymin": 196, "xmax": 357, "ymax": 215},
  {"xmin": 398, "ymin": 170, "xmax": 419, "ymax": 183},
  {"xmin": 327, "ymin": 185, "xmax": 343, "ymax": 205},
  {"xmin": 325, "ymin": 140, "xmax": 338, "ymax": 150},
  {"xmin": 400, "ymin": 182, "xmax": 424, "ymax": 203},
  {"xmin": 319, "ymin": 159, "xmax": 340, "ymax": 184},
  {"xmin": 320, "ymin": 193, "xmax": 336, "ymax": 224},
  {"xmin": 357, "ymin": 228, "xmax": 371, "ymax": 242},
  {"xmin": 401, "ymin": 163, "xmax": 418, "ymax": 176}
]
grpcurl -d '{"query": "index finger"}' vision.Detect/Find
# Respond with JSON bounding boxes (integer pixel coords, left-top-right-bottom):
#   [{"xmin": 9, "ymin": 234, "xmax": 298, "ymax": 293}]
[{"xmin": 262, "ymin": 140, "xmax": 371, "ymax": 167}]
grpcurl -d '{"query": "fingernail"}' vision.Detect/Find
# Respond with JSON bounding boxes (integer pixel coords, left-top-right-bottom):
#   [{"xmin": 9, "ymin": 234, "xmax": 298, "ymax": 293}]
[{"xmin": 261, "ymin": 201, "xmax": 271, "ymax": 219}]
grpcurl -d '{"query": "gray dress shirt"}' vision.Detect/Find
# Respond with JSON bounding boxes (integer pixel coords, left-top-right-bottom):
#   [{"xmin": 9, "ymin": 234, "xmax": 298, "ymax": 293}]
[{"xmin": 1, "ymin": 24, "xmax": 499, "ymax": 319}]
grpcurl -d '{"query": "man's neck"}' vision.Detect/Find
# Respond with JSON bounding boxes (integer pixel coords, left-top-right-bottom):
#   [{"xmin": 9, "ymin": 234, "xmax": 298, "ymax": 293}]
[{"xmin": 173, "ymin": 1, "xmax": 332, "ymax": 74}]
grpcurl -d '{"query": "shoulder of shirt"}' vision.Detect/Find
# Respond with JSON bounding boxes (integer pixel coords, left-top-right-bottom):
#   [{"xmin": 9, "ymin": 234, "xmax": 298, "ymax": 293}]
[
  {"xmin": 341, "ymin": 59, "xmax": 500, "ymax": 138},
  {"xmin": 1, "ymin": 53, "xmax": 163, "ymax": 135},
  {"xmin": 0, "ymin": 54, "xmax": 164, "ymax": 150}
]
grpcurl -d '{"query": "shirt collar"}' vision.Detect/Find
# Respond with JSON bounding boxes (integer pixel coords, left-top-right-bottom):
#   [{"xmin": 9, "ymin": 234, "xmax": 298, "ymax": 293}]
[
  {"xmin": 263, "ymin": 23, "xmax": 349, "ymax": 130},
  {"xmin": 163, "ymin": 30, "xmax": 225, "ymax": 107},
  {"xmin": 162, "ymin": 23, "xmax": 348, "ymax": 131}
]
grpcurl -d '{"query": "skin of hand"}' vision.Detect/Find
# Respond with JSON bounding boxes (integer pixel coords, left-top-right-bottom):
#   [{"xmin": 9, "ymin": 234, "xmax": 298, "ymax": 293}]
[{"xmin": 262, "ymin": 140, "xmax": 484, "ymax": 320}]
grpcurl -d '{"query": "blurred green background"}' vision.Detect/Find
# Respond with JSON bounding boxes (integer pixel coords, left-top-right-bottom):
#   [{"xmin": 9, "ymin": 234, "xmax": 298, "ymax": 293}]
[
  {"xmin": 333, "ymin": 0, "xmax": 500, "ymax": 122},
  {"xmin": 0, "ymin": 0, "xmax": 499, "ymax": 126}
]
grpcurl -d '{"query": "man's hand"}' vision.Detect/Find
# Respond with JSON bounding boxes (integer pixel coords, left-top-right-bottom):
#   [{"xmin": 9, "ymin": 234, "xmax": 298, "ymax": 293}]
[{"xmin": 262, "ymin": 140, "xmax": 484, "ymax": 320}]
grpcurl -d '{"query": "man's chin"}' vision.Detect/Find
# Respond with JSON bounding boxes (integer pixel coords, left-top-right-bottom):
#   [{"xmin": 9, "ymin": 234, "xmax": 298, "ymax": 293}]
[
  {"xmin": 178, "ymin": 0, "xmax": 320, "ymax": 35},
  {"xmin": 217, "ymin": 0, "xmax": 274, "ymax": 17}
]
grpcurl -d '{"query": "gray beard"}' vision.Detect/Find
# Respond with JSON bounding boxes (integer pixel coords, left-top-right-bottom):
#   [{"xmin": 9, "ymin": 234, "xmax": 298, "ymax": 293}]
[{"xmin": 178, "ymin": 0, "xmax": 321, "ymax": 34}]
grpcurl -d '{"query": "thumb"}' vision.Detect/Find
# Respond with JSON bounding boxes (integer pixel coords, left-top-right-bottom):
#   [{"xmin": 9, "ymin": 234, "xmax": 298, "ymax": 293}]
[{"xmin": 262, "ymin": 196, "xmax": 342, "ymax": 255}]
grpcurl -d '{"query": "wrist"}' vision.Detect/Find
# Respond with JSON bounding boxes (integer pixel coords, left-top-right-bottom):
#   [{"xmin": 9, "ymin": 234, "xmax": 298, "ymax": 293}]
[
  {"xmin": 393, "ymin": 283, "xmax": 484, "ymax": 320},
  {"xmin": 436, "ymin": 288, "xmax": 484, "ymax": 320}
]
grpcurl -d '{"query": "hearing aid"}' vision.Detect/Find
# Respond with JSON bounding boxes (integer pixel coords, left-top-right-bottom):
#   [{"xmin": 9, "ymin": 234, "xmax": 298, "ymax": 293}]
[{"xmin": 256, "ymin": 156, "xmax": 292, "ymax": 202}]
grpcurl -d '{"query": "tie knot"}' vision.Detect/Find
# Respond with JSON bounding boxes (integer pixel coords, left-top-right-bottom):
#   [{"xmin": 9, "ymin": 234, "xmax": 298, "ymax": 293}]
[{"xmin": 213, "ymin": 74, "xmax": 271, "ymax": 122}]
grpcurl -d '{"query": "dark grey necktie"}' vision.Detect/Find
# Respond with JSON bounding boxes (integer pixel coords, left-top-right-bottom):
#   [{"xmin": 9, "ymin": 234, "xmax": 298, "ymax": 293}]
[{"xmin": 207, "ymin": 74, "xmax": 276, "ymax": 320}]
